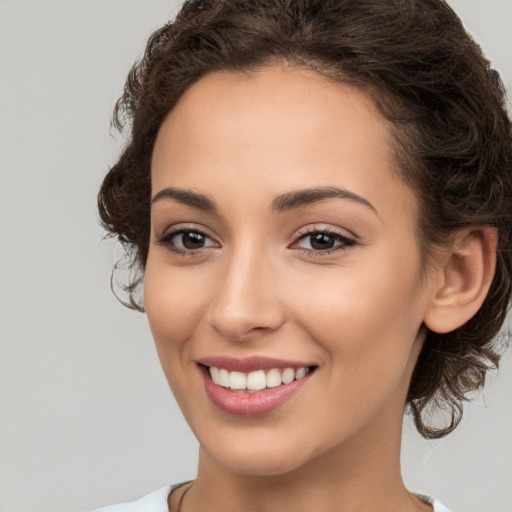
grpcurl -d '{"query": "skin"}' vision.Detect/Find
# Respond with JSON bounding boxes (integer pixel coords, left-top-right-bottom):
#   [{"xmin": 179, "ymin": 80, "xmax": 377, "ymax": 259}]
[{"xmin": 145, "ymin": 64, "xmax": 446, "ymax": 512}]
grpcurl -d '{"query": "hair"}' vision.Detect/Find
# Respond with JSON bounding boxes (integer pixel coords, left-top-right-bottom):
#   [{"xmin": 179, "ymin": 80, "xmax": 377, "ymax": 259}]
[{"xmin": 98, "ymin": 0, "xmax": 512, "ymax": 439}]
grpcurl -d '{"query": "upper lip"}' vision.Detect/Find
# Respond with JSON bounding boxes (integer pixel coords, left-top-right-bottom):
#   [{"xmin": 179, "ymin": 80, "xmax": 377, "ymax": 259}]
[{"xmin": 196, "ymin": 356, "xmax": 315, "ymax": 373}]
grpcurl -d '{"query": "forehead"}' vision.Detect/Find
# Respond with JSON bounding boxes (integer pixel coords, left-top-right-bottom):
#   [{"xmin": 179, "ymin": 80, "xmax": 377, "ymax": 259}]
[
  {"xmin": 159, "ymin": 65, "xmax": 388, "ymax": 160},
  {"xmin": 151, "ymin": 64, "xmax": 417, "ymax": 226}
]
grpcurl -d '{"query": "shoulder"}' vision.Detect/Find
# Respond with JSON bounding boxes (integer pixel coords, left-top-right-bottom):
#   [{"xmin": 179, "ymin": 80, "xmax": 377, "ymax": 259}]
[
  {"xmin": 432, "ymin": 499, "xmax": 452, "ymax": 512},
  {"xmin": 89, "ymin": 485, "xmax": 452, "ymax": 512},
  {"xmin": 415, "ymin": 493, "xmax": 452, "ymax": 512},
  {"xmin": 88, "ymin": 484, "xmax": 182, "ymax": 512}
]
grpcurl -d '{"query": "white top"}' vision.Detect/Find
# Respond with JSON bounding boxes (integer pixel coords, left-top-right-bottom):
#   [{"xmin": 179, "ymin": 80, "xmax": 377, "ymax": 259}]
[{"xmin": 89, "ymin": 484, "xmax": 452, "ymax": 512}]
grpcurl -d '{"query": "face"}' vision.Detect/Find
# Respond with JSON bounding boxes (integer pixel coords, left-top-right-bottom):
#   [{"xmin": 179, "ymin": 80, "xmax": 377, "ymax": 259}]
[{"xmin": 145, "ymin": 65, "xmax": 438, "ymax": 476}]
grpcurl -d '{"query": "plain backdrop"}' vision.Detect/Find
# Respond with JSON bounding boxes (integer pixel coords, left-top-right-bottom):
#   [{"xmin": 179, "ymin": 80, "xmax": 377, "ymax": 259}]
[{"xmin": 1, "ymin": 1, "xmax": 511, "ymax": 511}]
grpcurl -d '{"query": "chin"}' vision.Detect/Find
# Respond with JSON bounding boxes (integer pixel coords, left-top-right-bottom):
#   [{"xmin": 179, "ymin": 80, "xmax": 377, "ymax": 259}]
[
  {"xmin": 198, "ymin": 435, "xmax": 312, "ymax": 476},
  {"xmin": 214, "ymin": 452, "xmax": 309, "ymax": 477}
]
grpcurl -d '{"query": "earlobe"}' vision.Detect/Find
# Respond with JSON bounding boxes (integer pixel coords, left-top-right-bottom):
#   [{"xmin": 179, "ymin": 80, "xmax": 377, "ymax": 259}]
[{"xmin": 423, "ymin": 227, "xmax": 498, "ymax": 334}]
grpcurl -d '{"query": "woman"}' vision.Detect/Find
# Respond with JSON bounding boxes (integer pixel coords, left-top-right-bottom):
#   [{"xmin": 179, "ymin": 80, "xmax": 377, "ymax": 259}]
[{"xmin": 94, "ymin": 0, "xmax": 512, "ymax": 510}]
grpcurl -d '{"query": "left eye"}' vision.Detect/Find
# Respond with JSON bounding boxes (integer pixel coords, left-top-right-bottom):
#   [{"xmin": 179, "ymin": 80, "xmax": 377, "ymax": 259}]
[
  {"xmin": 162, "ymin": 230, "xmax": 218, "ymax": 251},
  {"xmin": 295, "ymin": 231, "xmax": 355, "ymax": 251}
]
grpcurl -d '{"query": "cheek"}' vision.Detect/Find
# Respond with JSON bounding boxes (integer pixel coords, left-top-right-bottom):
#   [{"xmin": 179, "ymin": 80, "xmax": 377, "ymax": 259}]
[
  {"xmin": 290, "ymin": 271, "xmax": 424, "ymax": 438},
  {"xmin": 143, "ymin": 260, "xmax": 212, "ymax": 418},
  {"xmin": 286, "ymin": 253, "xmax": 425, "ymax": 374},
  {"xmin": 144, "ymin": 260, "xmax": 208, "ymax": 357}
]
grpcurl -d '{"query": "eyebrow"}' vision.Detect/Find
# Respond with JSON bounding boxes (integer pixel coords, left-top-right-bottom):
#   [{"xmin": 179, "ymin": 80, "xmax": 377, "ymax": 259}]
[
  {"xmin": 271, "ymin": 186, "xmax": 377, "ymax": 214},
  {"xmin": 151, "ymin": 187, "xmax": 217, "ymax": 213},
  {"xmin": 151, "ymin": 185, "xmax": 377, "ymax": 215}
]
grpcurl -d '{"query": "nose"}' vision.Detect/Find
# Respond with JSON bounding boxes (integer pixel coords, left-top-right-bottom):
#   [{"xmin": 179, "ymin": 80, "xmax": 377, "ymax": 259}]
[{"xmin": 207, "ymin": 247, "xmax": 285, "ymax": 342}]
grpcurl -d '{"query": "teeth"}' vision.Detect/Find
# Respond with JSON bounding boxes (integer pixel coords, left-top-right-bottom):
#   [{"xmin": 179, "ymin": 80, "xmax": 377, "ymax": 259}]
[
  {"xmin": 208, "ymin": 366, "xmax": 311, "ymax": 391},
  {"xmin": 266, "ymin": 368, "xmax": 282, "ymax": 388},
  {"xmin": 281, "ymin": 368, "xmax": 295, "ymax": 384},
  {"xmin": 229, "ymin": 371, "xmax": 247, "ymax": 390},
  {"xmin": 219, "ymin": 368, "xmax": 230, "ymax": 387},
  {"xmin": 210, "ymin": 366, "xmax": 220, "ymax": 385},
  {"xmin": 246, "ymin": 370, "xmax": 266, "ymax": 391},
  {"xmin": 295, "ymin": 367, "xmax": 306, "ymax": 379}
]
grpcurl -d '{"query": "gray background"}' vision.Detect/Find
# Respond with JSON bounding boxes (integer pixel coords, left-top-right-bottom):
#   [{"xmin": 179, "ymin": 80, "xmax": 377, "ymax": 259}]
[{"xmin": 0, "ymin": 1, "xmax": 511, "ymax": 511}]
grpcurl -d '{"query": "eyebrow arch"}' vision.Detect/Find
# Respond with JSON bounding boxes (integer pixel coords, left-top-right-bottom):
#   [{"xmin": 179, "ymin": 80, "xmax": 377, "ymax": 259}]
[
  {"xmin": 151, "ymin": 185, "xmax": 377, "ymax": 216},
  {"xmin": 151, "ymin": 187, "xmax": 217, "ymax": 213},
  {"xmin": 271, "ymin": 186, "xmax": 378, "ymax": 215}
]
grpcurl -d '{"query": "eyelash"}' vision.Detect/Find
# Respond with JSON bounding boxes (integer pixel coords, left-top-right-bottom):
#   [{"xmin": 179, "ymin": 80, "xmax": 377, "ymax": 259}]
[
  {"xmin": 156, "ymin": 226, "xmax": 356, "ymax": 257},
  {"xmin": 156, "ymin": 227, "xmax": 218, "ymax": 256},
  {"xmin": 290, "ymin": 227, "xmax": 356, "ymax": 256}
]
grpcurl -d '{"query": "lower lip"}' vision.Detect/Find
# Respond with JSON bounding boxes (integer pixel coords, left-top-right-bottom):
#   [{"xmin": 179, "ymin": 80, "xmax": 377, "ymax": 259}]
[{"xmin": 201, "ymin": 367, "xmax": 312, "ymax": 416}]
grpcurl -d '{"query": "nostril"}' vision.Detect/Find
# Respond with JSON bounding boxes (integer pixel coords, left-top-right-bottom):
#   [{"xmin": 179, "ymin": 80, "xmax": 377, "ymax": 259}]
[{"xmin": 207, "ymin": 276, "xmax": 286, "ymax": 341}]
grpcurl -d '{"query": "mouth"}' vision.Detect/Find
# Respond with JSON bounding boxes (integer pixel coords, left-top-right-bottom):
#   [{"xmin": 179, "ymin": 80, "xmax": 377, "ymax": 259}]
[
  {"xmin": 204, "ymin": 365, "xmax": 315, "ymax": 393},
  {"xmin": 197, "ymin": 358, "xmax": 317, "ymax": 416}
]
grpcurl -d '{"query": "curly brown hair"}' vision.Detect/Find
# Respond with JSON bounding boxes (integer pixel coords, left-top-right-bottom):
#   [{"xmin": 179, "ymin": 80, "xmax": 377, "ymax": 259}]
[{"xmin": 98, "ymin": 0, "xmax": 512, "ymax": 439}]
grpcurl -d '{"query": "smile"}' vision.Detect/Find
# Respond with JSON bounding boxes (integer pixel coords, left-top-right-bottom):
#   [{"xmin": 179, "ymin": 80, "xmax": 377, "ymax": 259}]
[
  {"xmin": 208, "ymin": 366, "xmax": 311, "ymax": 392},
  {"xmin": 198, "ymin": 358, "xmax": 317, "ymax": 416}
]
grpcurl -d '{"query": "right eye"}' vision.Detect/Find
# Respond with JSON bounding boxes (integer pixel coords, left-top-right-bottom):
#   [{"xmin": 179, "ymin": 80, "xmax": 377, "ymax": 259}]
[{"xmin": 157, "ymin": 229, "xmax": 219, "ymax": 253}]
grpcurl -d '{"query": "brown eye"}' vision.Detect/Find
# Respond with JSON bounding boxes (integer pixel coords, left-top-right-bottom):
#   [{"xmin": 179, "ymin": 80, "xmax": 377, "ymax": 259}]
[
  {"xmin": 158, "ymin": 229, "xmax": 219, "ymax": 253},
  {"xmin": 180, "ymin": 231, "xmax": 207, "ymax": 249},
  {"xmin": 294, "ymin": 230, "xmax": 356, "ymax": 253},
  {"xmin": 310, "ymin": 233, "xmax": 336, "ymax": 250}
]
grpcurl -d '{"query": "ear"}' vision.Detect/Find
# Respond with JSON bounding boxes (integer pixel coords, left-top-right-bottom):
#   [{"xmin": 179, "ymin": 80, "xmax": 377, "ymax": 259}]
[{"xmin": 423, "ymin": 227, "xmax": 498, "ymax": 334}]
